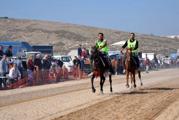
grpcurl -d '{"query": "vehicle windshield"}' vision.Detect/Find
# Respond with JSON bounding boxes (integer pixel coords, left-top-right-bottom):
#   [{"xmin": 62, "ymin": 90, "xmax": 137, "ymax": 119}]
[{"xmin": 61, "ymin": 56, "xmax": 71, "ymax": 62}]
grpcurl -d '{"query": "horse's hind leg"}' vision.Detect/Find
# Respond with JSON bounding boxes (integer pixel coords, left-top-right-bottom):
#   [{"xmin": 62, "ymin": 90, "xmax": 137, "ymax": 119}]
[
  {"xmin": 133, "ymin": 72, "xmax": 137, "ymax": 88},
  {"xmin": 100, "ymin": 75, "xmax": 105, "ymax": 94},
  {"xmin": 126, "ymin": 71, "xmax": 129, "ymax": 88},
  {"xmin": 91, "ymin": 74, "xmax": 96, "ymax": 93},
  {"xmin": 138, "ymin": 70, "xmax": 143, "ymax": 86},
  {"xmin": 130, "ymin": 72, "xmax": 134, "ymax": 89},
  {"xmin": 130, "ymin": 72, "xmax": 133, "ymax": 85},
  {"xmin": 109, "ymin": 74, "xmax": 113, "ymax": 92}
]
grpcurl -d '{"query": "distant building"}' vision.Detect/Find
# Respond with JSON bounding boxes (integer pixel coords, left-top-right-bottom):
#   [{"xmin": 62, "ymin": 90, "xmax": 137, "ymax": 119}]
[
  {"xmin": 32, "ymin": 45, "xmax": 53, "ymax": 55},
  {"xmin": 166, "ymin": 35, "xmax": 179, "ymax": 39},
  {"xmin": 111, "ymin": 41, "xmax": 126, "ymax": 46}
]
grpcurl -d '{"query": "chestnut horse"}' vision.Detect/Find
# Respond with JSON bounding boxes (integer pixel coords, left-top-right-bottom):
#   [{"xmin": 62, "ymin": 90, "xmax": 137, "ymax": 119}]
[{"xmin": 125, "ymin": 48, "xmax": 143, "ymax": 88}]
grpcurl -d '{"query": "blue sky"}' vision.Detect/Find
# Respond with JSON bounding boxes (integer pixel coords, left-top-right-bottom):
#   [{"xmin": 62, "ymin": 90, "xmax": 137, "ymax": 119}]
[{"xmin": 0, "ymin": 0, "xmax": 179, "ymax": 35}]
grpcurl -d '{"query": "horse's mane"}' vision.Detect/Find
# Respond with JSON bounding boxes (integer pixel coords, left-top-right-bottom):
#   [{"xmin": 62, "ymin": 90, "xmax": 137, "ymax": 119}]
[{"xmin": 125, "ymin": 48, "xmax": 136, "ymax": 71}]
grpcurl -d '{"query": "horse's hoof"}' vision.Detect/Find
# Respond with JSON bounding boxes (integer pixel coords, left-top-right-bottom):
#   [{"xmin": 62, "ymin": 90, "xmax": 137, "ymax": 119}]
[
  {"xmin": 141, "ymin": 83, "xmax": 143, "ymax": 86},
  {"xmin": 92, "ymin": 88, "xmax": 96, "ymax": 93},
  {"xmin": 110, "ymin": 88, "xmax": 113, "ymax": 93},
  {"xmin": 126, "ymin": 84, "xmax": 129, "ymax": 88},
  {"xmin": 100, "ymin": 91, "xmax": 104, "ymax": 95},
  {"xmin": 134, "ymin": 84, "xmax": 137, "ymax": 88}
]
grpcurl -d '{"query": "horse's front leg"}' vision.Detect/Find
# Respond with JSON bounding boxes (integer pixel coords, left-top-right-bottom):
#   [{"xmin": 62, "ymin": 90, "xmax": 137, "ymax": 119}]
[
  {"xmin": 91, "ymin": 74, "xmax": 96, "ymax": 93},
  {"xmin": 130, "ymin": 72, "xmax": 133, "ymax": 84},
  {"xmin": 126, "ymin": 71, "xmax": 129, "ymax": 88},
  {"xmin": 109, "ymin": 74, "xmax": 113, "ymax": 92},
  {"xmin": 100, "ymin": 74, "xmax": 105, "ymax": 94},
  {"xmin": 133, "ymin": 71, "xmax": 136, "ymax": 88}
]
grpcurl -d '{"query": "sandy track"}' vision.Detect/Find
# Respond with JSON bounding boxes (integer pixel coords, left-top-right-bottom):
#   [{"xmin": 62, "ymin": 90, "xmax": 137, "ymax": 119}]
[
  {"xmin": 56, "ymin": 69, "xmax": 179, "ymax": 120},
  {"xmin": 0, "ymin": 68, "xmax": 179, "ymax": 120},
  {"xmin": 57, "ymin": 88, "xmax": 179, "ymax": 120}
]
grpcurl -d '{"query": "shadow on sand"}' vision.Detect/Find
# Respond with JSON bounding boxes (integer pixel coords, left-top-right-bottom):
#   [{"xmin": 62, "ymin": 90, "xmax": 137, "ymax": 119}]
[
  {"xmin": 143, "ymin": 87, "xmax": 179, "ymax": 91},
  {"xmin": 112, "ymin": 87, "xmax": 179, "ymax": 95}
]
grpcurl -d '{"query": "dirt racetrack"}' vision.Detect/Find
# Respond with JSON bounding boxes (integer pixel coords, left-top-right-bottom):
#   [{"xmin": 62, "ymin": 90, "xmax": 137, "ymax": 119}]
[
  {"xmin": 56, "ymin": 68, "xmax": 179, "ymax": 120},
  {"xmin": 0, "ymin": 68, "xmax": 179, "ymax": 120}
]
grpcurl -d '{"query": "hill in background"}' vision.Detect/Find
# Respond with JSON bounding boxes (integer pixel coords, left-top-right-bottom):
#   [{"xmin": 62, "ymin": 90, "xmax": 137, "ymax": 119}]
[{"xmin": 0, "ymin": 17, "xmax": 179, "ymax": 55}]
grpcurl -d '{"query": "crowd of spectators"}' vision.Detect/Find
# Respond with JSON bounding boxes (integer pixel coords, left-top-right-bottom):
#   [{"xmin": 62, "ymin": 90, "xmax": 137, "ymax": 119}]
[
  {"xmin": 109, "ymin": 53, "xmax": 179, "ymax": 75},
  {"xmin": 0, "ymin": 44, "xmax": 178, "ymax": 90},
  {"xmin": 72, "ymin": 44, "xmax": 90, "ymax": 79},
  {"xmin": 0, "ymin": 45, "xmax": 76, "ymax": 89}
]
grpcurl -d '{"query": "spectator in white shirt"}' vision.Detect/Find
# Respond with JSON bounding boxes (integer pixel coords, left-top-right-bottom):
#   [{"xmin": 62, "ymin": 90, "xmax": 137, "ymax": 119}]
[{"xmin": 8, "ymin": 63, "xmax": 21, "ymax": 84}]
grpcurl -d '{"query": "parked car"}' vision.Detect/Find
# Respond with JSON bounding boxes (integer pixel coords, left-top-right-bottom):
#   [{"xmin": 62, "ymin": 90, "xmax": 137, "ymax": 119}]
[{"xmin": 53, "ymin": 55, "xmax": 73, "ymax": 72}]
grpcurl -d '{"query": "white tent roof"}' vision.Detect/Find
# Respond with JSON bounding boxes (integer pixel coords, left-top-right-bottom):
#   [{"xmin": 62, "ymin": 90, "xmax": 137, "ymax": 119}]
[{"xmin": 111, "ymin": 41, "xmax": 126, "ymax": 46}]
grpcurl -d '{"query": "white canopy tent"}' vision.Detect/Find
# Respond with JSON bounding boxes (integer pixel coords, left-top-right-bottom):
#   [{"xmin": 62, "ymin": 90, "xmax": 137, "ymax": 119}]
[{"xmin": 111, "ymin": 41, "xmax": 126, "ymax": 46}]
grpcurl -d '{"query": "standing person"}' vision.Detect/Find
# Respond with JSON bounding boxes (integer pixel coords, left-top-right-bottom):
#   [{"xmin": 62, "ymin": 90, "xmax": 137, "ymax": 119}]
[
  {"xmin": 144, "ymin": 54, "xmax": 150, "ymax": 73},
  {"xmin": 78, "ymin": 44, "xmax": 82, "ymax": 58},
  {"xmin": 5, "ymin": 45, "xmax": 13, "ymax": 58},
  {"xmin": 49, "ymin": 60, "xmax": 58, "ymax": 82},
  {"xmin": 0, "ymin": 45, "xmax": 4, "ymax": 58},
  {"xmin": 0, "ymin": 55, "xmax": 8, "ymax": 75},
  {"xmin": 79, "ymin": 56, "xmax": 85, "ymax": 79},
  {"xmin": 0, "ymin": 55, "xmax": 8, "ymax": 88},
  {"xmin": 57, "ymin": 59, "xmax": 63, "ymax": 68},
  {"xmin": 81, "ymin": 47, "xmax": 87, "ymax": 58},
  {"xmin": 42, "ymin": 54, "xmax": 51, "ymax": 84},
  {"xmin": 34, "ymin": 54, "xmax": 42, "ymax": 84},
  {"xmin": 153, "ymin": 54, "xmax": 159, "ymax": 70},
  {"xmin": 14, "ymin": 56, "xmax": 23, "ymax": 78},
  {"xmin": 8, "ymin": 63, "xmax": 21, "ymax": 88},
  {"xmin": 27, "ymin": 55, "xmax": 34, "ymax": 86},
  {"xmin": 73, "ymin": 56, "xmax": 80, "ymax": 79},
  {"xmin": 120, "ymin": 33, "xmax": 140, "ymax": 70},
  {"xmin": 56, "ymin": 59, "xmax": 63, "ymax": 81}
]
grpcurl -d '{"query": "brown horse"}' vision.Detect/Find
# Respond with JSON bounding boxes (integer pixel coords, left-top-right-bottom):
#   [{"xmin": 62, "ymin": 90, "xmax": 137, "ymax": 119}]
[
  {"xmin": 125, "ymin": 48, "xmax": 143, "ymax": 88},
  {"xmin": 90, "ymin": 46, "xmax": 113, "ymax": 94}
]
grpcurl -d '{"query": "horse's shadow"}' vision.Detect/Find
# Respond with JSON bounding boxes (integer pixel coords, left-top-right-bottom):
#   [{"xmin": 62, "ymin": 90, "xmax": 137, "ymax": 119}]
[
  {"xmin": 113, "ymin": 91, "xmax": 151, "ymax": 95},
  {"xmin": 113, "ymin": 87, "xmax": 179, "ymax": 95},
  {"xmin": 143, "ymin": 87, "xmax": 179, "ymax": 91}
]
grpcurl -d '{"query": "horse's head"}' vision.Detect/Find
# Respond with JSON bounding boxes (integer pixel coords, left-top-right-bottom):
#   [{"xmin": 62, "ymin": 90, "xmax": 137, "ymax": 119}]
[
  {"xmin": 90, "ymin": 46, "xmax": 99, "ymax": 58},
  {"xmin": 126, "ymin": 48, "xmax": 132, "ymax": 62},
  {"xmin": 125, "ymin": 48, "xmax": 137, "ymax": 71},
  {"xmin": 90, "ymin": 46, "xmax": 104, "ymax": 70}
]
